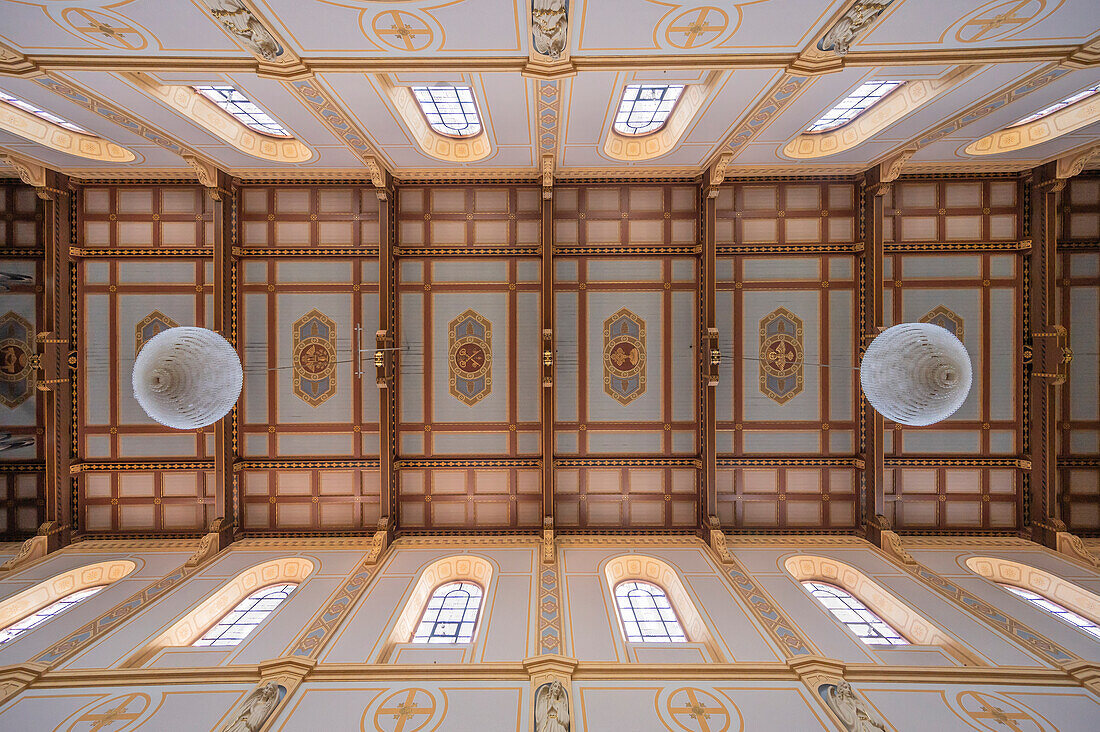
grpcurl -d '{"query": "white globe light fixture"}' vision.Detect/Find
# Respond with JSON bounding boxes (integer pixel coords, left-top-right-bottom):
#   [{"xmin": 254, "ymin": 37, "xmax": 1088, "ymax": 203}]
[
  {"xmin": 859, "ymin": 323, "xmax": 972, "ymax": 427},
  {"xmin": 132, "ymin": 327, "xmax": 243, "ymax": 430}
]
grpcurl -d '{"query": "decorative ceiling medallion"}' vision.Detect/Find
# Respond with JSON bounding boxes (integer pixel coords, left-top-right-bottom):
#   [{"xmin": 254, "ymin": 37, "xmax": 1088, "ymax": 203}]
[
  {"xmin": 953, "ymin": 0, "xmax": 1051, "ymax": 43},
  {"xmin": 0, "ymin": 311, "xmax": 36, "ymax": 409},
  {"xmin": 663, "ymin": 6, "xmax": 730, "ymax": 49},
  {"xmin": 66, "ymin": 691, "xmax": 151, "ymax": 732},
  {"xmin": 60, "ymin": 8, "xmax": 149, "ymax": 51},
  {"xmin": 920, "ymin": 305, "xmax": 964, "ymax": 341},
  {"xmin": 369, "ymin": 688, "xmax": 438, "ymax": 732},
  {"xmin": 293, "ymin": 309, "xmax": 338, "ymax": 407},
  {"xmin": 603, "ymin": 308, "xmax": 646, "ymax": 405},
  {"xmin": 368, "ymin": 9, "xmax": 435, "ymax": 52},
  {"xmin": 449, "ymin": 309, "xmax": 493, "ymax": 406},
  {"xmin": 135, "ymin": 310, "xmax": 179, "ymax": 355},
  {"xmin": 759, "ymin": 307, "xmax": 803, "ymax": 405},
  {"xmin": 658, "ymin": 687, "xmax": 741, "ymax": 732},
  {"xmin": 954, "ymin": 690, "xmax": 1047, "ymax": 731}
]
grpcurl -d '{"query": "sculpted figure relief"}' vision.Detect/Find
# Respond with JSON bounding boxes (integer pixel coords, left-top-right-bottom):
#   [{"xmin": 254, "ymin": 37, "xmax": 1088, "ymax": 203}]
[
  {"xmin": 532, "ymin": 0, "xmax": 568, "ymax": 59},
  {"xmin": 534, "ymin": 680, "xmax": 570, "ymax": 732},
  {"xmin": 223, "ymin": 681, "xmax": 282, "ymax": 732},
  {"xmin": 202, "ymin": 0, "xmax": 284, "ymax": 61},
  {"xmin": 823, "ymin": 682, "xmax": 887, "ymax": 732},
  {"xmin": 818, "ymin": 1, "xmax": 892, "ymax": 56}
]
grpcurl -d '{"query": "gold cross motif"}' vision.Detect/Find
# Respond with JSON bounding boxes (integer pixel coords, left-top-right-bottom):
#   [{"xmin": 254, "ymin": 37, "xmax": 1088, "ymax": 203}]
[
  {"xmin": 63, "ymin": 9, "xmax": 145, "ymax": 50},
  {"xmin": 74, "ymin": 694, "xmax": 146, "ymax": 732},
  {"xmin": 667, "ymin": 7, "xmax": 727, "ymax": 49},
  {"xmin": 971, "ymin": 701, "xmax": 1032, "ymax": 732},
  {"xmin": 373, "ymin": 11, "xmax": 432, "ymax": 52},
  {"xmin": 958, "ymin": 0, "xmax": 1037, "ymax": 42},
  {"xmin": 667, "ymin": 689, "xmax": 728, "ymax": 732},
  {"xmin": 376, "ymin": 689, "xmax": 433, "ymax": 732}
]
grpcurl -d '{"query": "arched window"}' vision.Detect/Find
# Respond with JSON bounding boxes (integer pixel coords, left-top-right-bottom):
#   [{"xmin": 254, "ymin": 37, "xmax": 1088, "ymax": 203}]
[
  {"xmin": 1012, "ymin": 83, "xmax": 1100, "ymax": 126},
  {"xmin": 192, "ymin": 583, "xmax": 297, "ymax": 647},
  {"xmin": 613, "ymin": 84, "xmax": 684, "ymax": 136},
  {"xmin": 802, "ymin": 581, "xmax": 908, "ymax": 646},
  {"xmin": 0, "ymin": 586, "xmax": 105, "ymax": 644},
  {"xmin": 614, "ymin": 580, "xmax": 687, "ymax": 643},
  {"xmin": 806, "ymin": 81, "xmax": 904, "ymax": 132},
  {"xmin": 411, "ymin": 581, "xmax": 484, "ymax": 644},
  {"xmin": 999, "ymin": 585, "xmax": 1100, "ymax": 640},
  {"xmin": 411, "ymin": 86, "xmax": 482, "ymax": 138},
  {"xmin": 0, "ymin": 87, "xmax": 92, "ymax": 134},
  {"xmin": 193, "ymin": 85, "xmax": 290, "ymax": 137}
]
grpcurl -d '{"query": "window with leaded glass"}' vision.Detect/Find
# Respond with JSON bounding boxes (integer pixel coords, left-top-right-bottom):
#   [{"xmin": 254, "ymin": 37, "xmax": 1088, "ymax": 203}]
[
  {"xmin": 802, "ymin": 581, "xmax": 909, "ymax": 645},
  {"xmin": 411, "ymin": 86, "xmax": 483, "ymax": 138},
  {"xmin": 192, "ymin": 583, "xmax": 297, "ymax": 647},
  {"xmin": 614, "ymin": 580, "xmax": 687, "ymax": 643},
  {"xmin": 0, "ymin": 586, "xmax": 104, "ymax": 644},
  {"xmin": 412, "ymin": 582, "xmax": 484, "ymax": 644},
  {"xmin": 1000, "ymin": 585, "xmax": 1100, "ymax": 640},
  {"xmin": 806, "ymin": 81, "xmax": 904, "ymax": 133},
  {"xmin": 0, "ymin": 88, "xmax": 93, "ymax": 134},
  {"xmin": 613, "ymin": 84, "xmax": 684, "ymax": 136},
  {"xmin": 1011, "ymin": 83, "xmax": 1100, "ymax": 126},
  {"xmin": 193, "ymin": 85, "xmax": 290, "ymax": 137}
]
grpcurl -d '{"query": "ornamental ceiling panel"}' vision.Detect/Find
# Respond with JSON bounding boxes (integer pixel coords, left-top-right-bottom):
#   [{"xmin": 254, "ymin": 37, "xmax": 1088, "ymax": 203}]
[
  {"xmin": 554, "ymin": 466, "xmax": 699, "ymax": 530},
  {"xmin": 397, "ymin": 257, "xmax": 540, "ymax": 459},
  {"xmin": 0, "ymin": 257, "xmax": 41, "ymax": 462},
  {"xmin": 79, "ymin": 470, "xmax": 215, "ymax": 534},
  {"xmin": 241, "ymin": 468, "xmax": 382, "ymax": 532},
  {"xmin": 883, "ymin": 467, "xmax": 1020, "ymax": 531},
  {"xmin": 240, "ymin": 255, "xmax": 379, "ymax": 460},
  {"xmin": 398, "ymin": 467, "xmax": 542, "ymax": 530},
  {"xmin": 80, "ymin": 257, "xmax": 214, "ymax": 461},
  {"xmin": 555, "ymin": 256, "xmax": 697, "ymax": 458},
  {"xmin": 0, "ymin": 471, "xmax": 43, "ymax": 537},
  {"xmin": 715, "ymin": 254, "xmax": 857, "ymax": 457}
]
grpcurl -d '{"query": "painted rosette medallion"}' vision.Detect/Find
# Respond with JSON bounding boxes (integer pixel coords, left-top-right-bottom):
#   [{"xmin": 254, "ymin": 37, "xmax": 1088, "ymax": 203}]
[
  {"xmin": 449, "ymin": 309, "xmax": 492, "ymax": 406},
  {"xmin": 759, "ymin": 307, "xmax": 804, "ymax": 405},
  {"xmin": 603, "ymin": 308, "xmax": 647, "ymax": 406},
  {"xmin": 292, "ymin": 309, "xmax": 338, "ymax": 406},
  {"xmin": 0, "ymin": 311, "xmax": 36, "ymax": 408}
]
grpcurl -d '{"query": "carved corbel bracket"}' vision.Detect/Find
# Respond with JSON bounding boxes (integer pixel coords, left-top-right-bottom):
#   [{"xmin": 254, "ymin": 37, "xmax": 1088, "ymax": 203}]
[
  {"xmin": 1055, "ymin": 143, "xmax": 1100, "ymax": 182},
  {"xmin": 879, "ymin": 529, "xmax": 916, "ymax": 566},
  {"xmin": 364, "ymin": 156, "xmax": 391, "ymax": 201},
  {"xmin": 0, "ymin": 523, "xmax": 52, "ymax": 574},
  {"xmin": 706, "ymin": 516, "xmax": 733, "ymax": 564},
  {"xmin": 185, "ymin": 517, "xmax": 233, "ymax": 567},
  {"xmin": 364, "ymin": 516, "xmax": 392, "ymax": 566},
  {"xmin": 879, "ymin": 148, "xmax": 914, "ymax": 185},
  {"xmin": 541, "ymin": 153, "xmax": 555, "ymax": 199},
  {"xmin": 706, "ymin": 153, "xmax": 733, "ymax": 198},
  {"xmin": 542, "ymin": 516, "xmax": 555, "ymax": 564},
  {"xmin": 0, "ymin": 151, "xmax": 46, "ymax": 189},
  {"xmin": 1055, "ymin": 531, "xmax": 1100, "ymax": 570},
  {"xmin": 181, "ymin": 154, "xmax": 233, "ymax": 201}
]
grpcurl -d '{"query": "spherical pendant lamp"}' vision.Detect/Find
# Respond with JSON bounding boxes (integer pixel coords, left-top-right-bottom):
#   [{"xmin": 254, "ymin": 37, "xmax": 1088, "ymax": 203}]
[
  {"xmin": 859, "ymin": 323, "xmax": 972, "ymax": 427},
  {"xmin": 132, "ymin": 327, "xmax": 243, "ymax": 430}
]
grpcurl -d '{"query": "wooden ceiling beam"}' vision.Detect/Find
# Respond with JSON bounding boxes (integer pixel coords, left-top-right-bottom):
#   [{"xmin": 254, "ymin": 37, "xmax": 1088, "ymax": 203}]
[
  {"xmin": 377, "ymin": 172, "xmax": 397, "ymax": 542},
  {"xmin": 540, "ymin": 159, "xmax": 556, "ymax": 538},
  {"xmin": 700, "ymin": 160, "xmax": 723, "ymax": 540}
]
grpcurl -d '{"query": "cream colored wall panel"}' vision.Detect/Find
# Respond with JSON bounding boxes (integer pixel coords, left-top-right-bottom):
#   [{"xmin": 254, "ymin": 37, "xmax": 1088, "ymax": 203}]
[{"xmin": 563, "ymin": 574, "xmax": 619, "ymax": 662}]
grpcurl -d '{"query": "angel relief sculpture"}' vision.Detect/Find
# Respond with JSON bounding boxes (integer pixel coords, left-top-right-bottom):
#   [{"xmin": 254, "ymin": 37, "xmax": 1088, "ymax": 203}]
[
  {"xmin": 532, "ymin": 0, "xmax": 568, "ymax": 59},
  {"xmin": 534, "ymin": 680, "xmax": 570, "ymax": 732},
  {"xmin": 222, "ymin": 681, "xmax": 282, "ymax": 732}
]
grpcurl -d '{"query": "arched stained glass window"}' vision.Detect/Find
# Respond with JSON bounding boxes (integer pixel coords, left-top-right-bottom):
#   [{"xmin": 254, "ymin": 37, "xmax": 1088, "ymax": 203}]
[
  {"xmin": 1011, "ymin": 83, "xmax": 1100, "ymax": 126},
  {"xmin": 1000, "ymin": 584, "xmax": 1100, "ymax": 640},
  {"xmin": 193, "ymin": 85, "xmax": 290, "ymax": 137},
  {"xmin": 192, "ymin": 583, "xmax": 297, "ymax": 647},
  {"xmin": 614, "ymin": 580, "xmax": 687, "ymax": 643},
  {"xmin": 806, "ymin": 80, "xmax": 904, "ymax": 133},
  {"xmin": 411, "ymin": 86, "xmax": 482, "ymax": 138},
  {"xmin": 412, "ymin": 581, "xmax": 484, "ymax": 643},
  {"xmin": 0, "ymin": 586, "xmax": 104, "ymax": 644},
  {"xmin": 613, "ymin": 84, "xmax": 684, "ymax": 136},
  {"xmin": 0, "ymin": 88, "xmax": 93, "ymax": 134},
  {"xmin": 803, "ymin": 581, "xmax": 908, "ymax": 645}
]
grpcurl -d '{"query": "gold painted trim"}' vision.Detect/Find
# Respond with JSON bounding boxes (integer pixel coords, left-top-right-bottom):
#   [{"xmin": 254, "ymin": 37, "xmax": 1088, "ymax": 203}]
[
  {"xmin": 966, "ymin": 556, "xmax": 1100, "ymax": 627},
  {"xmin": 784, "ymin": 67, "xmax": 978, "ymax": 160},
  {"xmin": 0, "ymin": 560, "xmax": 137, "ymax": 630},
  {"xmin": 966, "ymin": 92, "xmax": 1100, "ymax": 156},
  {"xmin": 0, "ymin": 100, "xmax": 134, "ymax": 162},
  {"xmin": 122, "ymin": 72, "xmax": 313, "ymax": 163}
]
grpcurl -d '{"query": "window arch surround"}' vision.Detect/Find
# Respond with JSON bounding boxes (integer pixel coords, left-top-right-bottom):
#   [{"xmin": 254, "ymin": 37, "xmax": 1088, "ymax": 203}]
[
  {"xmin": 964, "ymin": 83, "xmax": 1100, "ymax": 156},
  {"xmin": 603, "ymin": 72, "xmax": 720, "ymax": 162},
  {"xmin": 379, "ymin": 75, "xmax": 492, "ymax": 163},
  {"xmin": 785, "ymin": 555, "xmax": 978, "ymax": 664},
  {"xmin": 0, "ymin": 560, "xmax": 136, "ymax": 641},
  {"xmin": 0, "ymin": 90, "xmax": 135, "ymax": 162},
  {"xmin": 121, "ymin": 557, "xmax": 314, "ymax": 667},
  {"xmin": 385, "ymin": 555, "xmax": 494, "ymax": 656},
  {"xmin": 602, "ymin": 555, "xmax": 722, "ymax": 659},
  {"xmin": 965, "ymin": 556, "xmax": 1100, "ymax": 638},
  {"xmin": 412, "ymin": 580, "xmax": 484, "ymax": 644}
]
